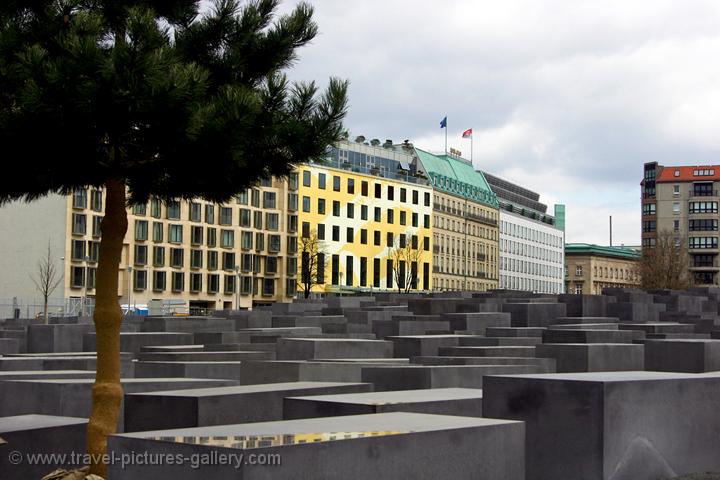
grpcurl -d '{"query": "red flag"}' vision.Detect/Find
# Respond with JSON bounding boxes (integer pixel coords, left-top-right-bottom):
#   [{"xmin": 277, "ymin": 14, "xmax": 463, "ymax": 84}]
[{"xmin": 462, "ymin": 128, "xmax": 473, "ymax": 138}]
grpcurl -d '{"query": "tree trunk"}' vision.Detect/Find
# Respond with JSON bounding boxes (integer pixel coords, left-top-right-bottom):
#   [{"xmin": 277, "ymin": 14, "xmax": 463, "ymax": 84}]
[
  {"xmin": 86, "ymin": 178, "xmax": 127, "ymax": 476},
  {"xmin": 43, "ymin": 298, "xmax": 48, "ymax": 325}
]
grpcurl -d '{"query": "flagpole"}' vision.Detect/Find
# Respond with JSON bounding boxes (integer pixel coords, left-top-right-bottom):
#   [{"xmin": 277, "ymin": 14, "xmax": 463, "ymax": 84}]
[
  {"xmin": 445, "ymin": 118, "xmax": 448, "ymax": 155},
  {"xmin": 471, "ymin": 134, "xmax": 473, "ymax": 167}
]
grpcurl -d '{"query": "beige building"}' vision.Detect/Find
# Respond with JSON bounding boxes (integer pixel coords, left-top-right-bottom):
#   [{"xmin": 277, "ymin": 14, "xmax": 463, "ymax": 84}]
[
  {"xmin": 564, "ymin": 243, "xmax": 640, "ymax": 295},
  {"xmin": 415, "ymin": 148, "xmax": 500, "ymax": 291},
  {"xmin": 642, "ymin": 162, "xmax": 720, "ymax": 286},
  {"xmin": 0, "ymin": 176, "xmax": 298, "ymax": 317}
]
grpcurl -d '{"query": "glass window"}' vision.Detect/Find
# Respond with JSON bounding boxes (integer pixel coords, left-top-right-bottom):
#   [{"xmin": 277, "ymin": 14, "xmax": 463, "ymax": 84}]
[
  {"xmin": 303, "ymin": 170, "xmax": 311, "ymax": 187},
  {"xmin": 263, "ymin": 192, "xmax": 276, "ymax": 209},
  {"xmin": 205, "ymin": 204, "xmax": 215, "ymax": 224},
  {"xmin": 169, "ymin": 224, "xmax": 183, "ymax": 243},
  {"xmin": 318, "ymin": 173, "xmax": 326, "ymax": 189},
  {"xmin": 167, "ymin": 200, "xmax": 180, "ymax": 219},
  {"xmin": 72, "ymin": 213, "xmax": 86, "ymax": 235},
  {"xmin": 221, "ymin": 229, "xmax": 234, "ymax": 248},
  {"xmin": 134, "ymin": 220, "xmax": 148, "ymax": 241}
]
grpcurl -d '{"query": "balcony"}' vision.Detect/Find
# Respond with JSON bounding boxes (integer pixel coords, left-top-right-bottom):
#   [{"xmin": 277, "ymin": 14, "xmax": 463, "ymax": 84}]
[{"xmin": 690, "ymin": 190, "xmax": 719, "ymax": 197}]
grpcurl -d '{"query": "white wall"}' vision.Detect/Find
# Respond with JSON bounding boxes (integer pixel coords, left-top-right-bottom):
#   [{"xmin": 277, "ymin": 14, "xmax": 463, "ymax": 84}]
[
  {"xmin": 0, "ymin": 194, "xmax": 68, "ymax": 318},
  {"xmin": 499, "ymin": 210, "xmax": 565, "ymax": 293}
]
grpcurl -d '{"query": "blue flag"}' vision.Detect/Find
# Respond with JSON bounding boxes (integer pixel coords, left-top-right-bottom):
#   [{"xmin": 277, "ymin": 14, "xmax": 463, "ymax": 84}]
[{"xmin": 440, "ymin": 116, "xmax": 447, "ymax": 128}]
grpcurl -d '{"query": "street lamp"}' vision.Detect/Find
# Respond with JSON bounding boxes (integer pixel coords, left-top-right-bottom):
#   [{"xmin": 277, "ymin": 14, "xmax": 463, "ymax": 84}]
[
  {"xmin": 82, "ymin": 255, "xmax": 90, "ymax": 317},
  {"xmin": 234, "ymin": 264, "xmax": 241, "ymax": 310},
  {"xmin": 127, "ymin": 266, "xmax": 133, "ymax": 315}
]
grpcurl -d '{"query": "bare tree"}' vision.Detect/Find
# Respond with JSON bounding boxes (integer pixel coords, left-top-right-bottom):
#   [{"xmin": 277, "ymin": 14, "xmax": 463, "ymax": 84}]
[
  {"xmin": 389, "ymin": 235, "xmax": 424, "ymax": 293},
  {"xmin": 30, "ymin": 242, "xmax": 62, "ymax": 324},
  {"xmin": 639, "ymin": 229, "xmax": 691, "ymax": 289},
  {"xmin": 298, "ymin": 230, "xmax": 328, "ymax": 299}
]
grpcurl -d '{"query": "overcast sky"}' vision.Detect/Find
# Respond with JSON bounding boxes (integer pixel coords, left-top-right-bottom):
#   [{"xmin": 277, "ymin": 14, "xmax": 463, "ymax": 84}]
[{"xmin": 269, "ymin": 0, "xmax": 720, "ymax": 246}]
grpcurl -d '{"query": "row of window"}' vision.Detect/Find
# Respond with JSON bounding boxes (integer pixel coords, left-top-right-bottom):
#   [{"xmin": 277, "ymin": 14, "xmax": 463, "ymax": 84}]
[
  {"xmin": 301, "ymin": 253, "xmax": 430, "ymax": 290},
  {"xmin": 500, "ymin": 274, "xmax": 563, "ymax": 294},
  {"xmin": 300, "ymin": 222, "xmax": 429, "ymax": 250},
  {"xmin": 302, "ymin": 170, "xmax": 432, "ymax": 206},
  {"xmin": 500, "ymin": 221, "xmax": 563, "ymax": 248},
  {"xmin": 131, "ymin": 221, "xmax": 287, "ymax": 248},
  {"xmin": 501, "ymin": 238, "xmax": 563, "ymax": 263},
  {"xmin": 500, "ymin": 256, "xmax": 562, "ymax": 279}
]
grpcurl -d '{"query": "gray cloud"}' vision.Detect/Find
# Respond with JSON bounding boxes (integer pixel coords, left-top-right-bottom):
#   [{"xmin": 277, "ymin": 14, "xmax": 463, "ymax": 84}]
[{"xmin": 271, "ymin": 0, "xmax": 720, "ymax": 245}]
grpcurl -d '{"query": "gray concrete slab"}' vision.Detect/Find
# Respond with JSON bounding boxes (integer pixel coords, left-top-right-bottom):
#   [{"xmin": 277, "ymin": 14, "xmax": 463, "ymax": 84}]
[
  {"xmin": 644, "ymin": 339, "xmax": 720, "ymax": 372},
  {"xmin": 284, "ymin": 387, "xmax": 483, "ymax": 419},
  {"xmin": 0, "ymin": 414, "xmax": 87, "ymax": 480},
  {"xmin": 124, "ymin": 381, "xmax": 373, "ymax": 432},
  {"xmin": 108, "ymin": 412, "xmax": 525, "ymax": 480},
  {"xmin": 276, "ymin": 338, "xmax": 393, "ymax": 360},
  {"xmin": 535, "ymin": 343, "xmax": 645, "ymax": 372},
  {"xmin": 483, "ymin": 371, "xmax": 720, "ymax": 480}
]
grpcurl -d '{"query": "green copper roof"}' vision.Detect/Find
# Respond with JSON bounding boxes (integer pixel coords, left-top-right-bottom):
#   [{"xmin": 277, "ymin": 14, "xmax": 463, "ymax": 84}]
[
  {"xmin": 565, "ymin": 243, "xmax": 641, "ymax": 260},
  {"xmin": 414, "ymin": 148, "xmax": 499, "ymax": 208}
]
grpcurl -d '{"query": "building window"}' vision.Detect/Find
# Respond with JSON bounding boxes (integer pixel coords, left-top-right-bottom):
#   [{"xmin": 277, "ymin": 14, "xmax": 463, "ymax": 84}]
[
  {"xmin": 153, "ymin": 246, "xmax": 165, "ymax": 267},
  {"xmin": 150, "ymin": 198, "xmax": 161, "ymax": 218},
  {"xmin": 269, "ymin": 235, "xmax": 281, "ymax": 253},
  {"xmin": 225, "ymin": 275, "xmax": 237, "ymax": 294},
  {"xmin": 333, "ymin": 175, "xmax": 341, "ymax": 192},
  {"xmin": 191, "ymin": 249, "xmax": 203, "ymax": 269},
  {"xmin": 288, "ymin": 193, "xmax": 298, "ymax": 212},
  {"xmin": 388, "ymin": 185, "xmax": 394, "ymax": 201},
  {"xmin": 240, "ymin": 209, "xmax": 251, "ymax": 227},
  {"xmin": 374, "ymin": 183, "xmax": 381, "ymax": 198},
  {"xmin": 374, "ymin": 207, "xmax": 381, "ymax": 222},
  {"xmin": 318, "ymin": 199, "xmax": 326, "ymax": 215},
  {"xmin": 205, "ymin": 204, "xmax": 215, "ymax": 223},
  {"xmin": 204, "ymin": 274, "xmax": 218, "ymax": 293},
  {"xmin": 360, "ymin": 229, "xmax": 367, "ymax": 244},
  {"xmin": 256, "ymin": 232, "xmax": 265, "ymax": 251},
  {"xmin": 220, "ymin": 207, "xmax": 233, "ymax": 225},
  {"xmin": 575, "ymin": 266, "xmax": 583, "ymax": 276},
  {"xmin": 332, "ymin": 226, "xmax": 340, "ymax": 242},
  {"xmin": 191, "ymin": 226, "xmax": 203, "ymax": 245},
  {"xmin": 240, "ymin": 276, "xmax": 252, "ymax": 294},
  {"xmin": 152, "ymin": 222, "xmax": 163, "ymax": 242},
  {"xmin": 254, "ymin": 211, "xmax": 263, "ymax": 229},
  {"xmin": 263, "ymin": 278, "xmax": 275, "ymax": 296},
  {"xmin": 207, "ymin": 251, "xmax": 218, "ymax": 270},
  {"xmin": 689, "ymin": 202, "xmax": 718, "ymax": 214},
  {"xmin": 374, "ymin": 231, "xmax": 381, "ymax": 246},
  {"xmin": 266, "ymin": 256, "xmax": 278, "ymax": 274},
  {"xmin": 207, "ymin": 227, "xmax": 217, "ymax": 247},
  {"xmin": 348, "ymin": 178, "xmax": 355, "ymax": 194},
  {"xmin": 135, "ymin": 220, "xmax": 148, "ymax": 241},
  {"xmin": 361, "ymin": 181, "xmax": 368, "ymax": 196},
  {"xmin": 387, "ymin": 232, "xmax": 394, "ymax": 247},
  {"xmin": 92, "ymin": 216, "xmax": 103, "ymax": 237},
  {"xmin": 172, "ymin": 272, "xmax": 184, "ymax": 292},
  {"xmin": 90, "ymin": 190, "xmax": 103, "ymax": 211},
  {"xmin": 190, "ymin": 273, "xmax": 202, "ymax": 293},
  {"xmin": 387, "ymin": 209, "xmax": 394, "ymax": 224},
  {"xmin": 171, "ymin": 248, "xmax": 184, "ymax": 268},
  {"xmin": 347, "ymin": 227, "xmax": 354, "ymax": 243},
  {"xmin": 412, "ymin": 190, "xmax": 419, "ymax": 204},
  {"xmin": 263, "ymin": 191, "xmax": 276, "ymax": 209},
  {"xmin": 153, "ymin": 271, "xmax": 166, "ymax": 291},
  {"xmin": 134, "ymin": 245, "xmax": 148, "ymax": 265},
  {"xmin": 575, "ymin": 284, "xmax": 582, "ymax": 294},
  {"xmin": 169, "ymin": 224, "xmax": 183, "ymax": 243},
  {"xmin": 167, "ymin": 200, "xmax": 181, "ymax": 220},
  {"xmin": 189, "ymin": 202, "xmax": 201, "ymax": 222},
  {"xmin": 332, "ymin": 201, "xmax": 340, "ymax": 217},
  {"xmin": 73, "ymin": 189, "xmax": 87, "ymax": 209},
  {"xmin": 223, "ymin": 252, "xmax": 236, "ymax": 270},
  {"xmin": 361, "ymin": 205, "xmax": 368, "ymax": 220},
  {"xmin": 220, "ymin": 229, "xmax": 235, "ymax": 248},
  {"xmin": 70, "ymin": 266, "xmax": 85, "ymax": 288},
  {"xmin": 331, "ymin": 255, "xmax": 339, "ymax": 285},
  {"xmin": 251, "ymin": 189, "xmax": 260, "ymax": 207},
  {"xmin": 399, "ymin": 211, "xmax": 406, "ymax": 225},
  {"xmin": 72, "ymin": 213, "xmax": 87, "ymax": 235},
  {"xmin": 303, "ymin": 170, "xmax": 311, "ymax": 187},
  {"xmin": 319, "ymin": 173, "xmax": 326, "ymax": 189},
  {"xmin": 424, "ymin": 192, "xmax": 431, "ymax": 207},
  {"xmin": 347, "ymin": 203, "xmax": 354, "ymax": 219},
  {"xmin": 133, "ymin": 269, "xmax": 147, "ymax": 290},
  {"xmin": 302, "ymin": 196, "xmax": 311, "ymax": 213},
  {"xmin": 400, "ymin": 188, "xmax": 407, "ymax": 202}
]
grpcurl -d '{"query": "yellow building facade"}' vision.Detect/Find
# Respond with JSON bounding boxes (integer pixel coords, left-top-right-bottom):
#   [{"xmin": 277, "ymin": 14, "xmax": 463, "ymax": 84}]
[{"xmin": 297, "ymin": 142, "xmax": 434, "ymax": 294}]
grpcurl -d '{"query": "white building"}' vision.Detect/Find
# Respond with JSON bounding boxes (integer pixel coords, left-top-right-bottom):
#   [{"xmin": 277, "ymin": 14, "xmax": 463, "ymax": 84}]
[{"xmin": 482, "ymin": 172, "xmax": 565, "ymax": 294}]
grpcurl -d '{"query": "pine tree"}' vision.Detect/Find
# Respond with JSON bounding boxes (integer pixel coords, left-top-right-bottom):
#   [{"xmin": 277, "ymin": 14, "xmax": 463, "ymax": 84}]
[{"xmin": 0, "ymin": 1, "xmax": 348, "ymax": 474}]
